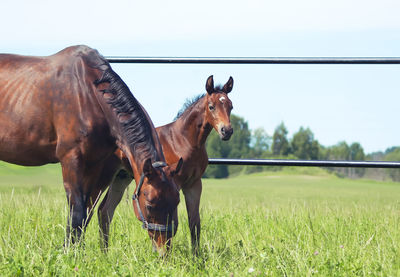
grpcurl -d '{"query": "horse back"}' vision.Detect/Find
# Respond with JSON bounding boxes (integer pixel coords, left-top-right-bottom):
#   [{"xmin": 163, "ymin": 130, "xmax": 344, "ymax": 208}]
[{"xmin": 0, "ymin": 46, "xmax": 114, "ymax": 165}]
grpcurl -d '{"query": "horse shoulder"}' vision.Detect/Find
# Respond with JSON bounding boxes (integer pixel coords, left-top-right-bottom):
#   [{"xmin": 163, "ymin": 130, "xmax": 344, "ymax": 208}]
[{"xmin": 156, "ymin": 123, "xmax": 181, "ymax": 163}]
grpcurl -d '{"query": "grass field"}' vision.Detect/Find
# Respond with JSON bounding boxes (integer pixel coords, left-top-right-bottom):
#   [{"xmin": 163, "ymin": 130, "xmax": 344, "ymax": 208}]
[{"xmin": 0, "ymin": 162, "xmax": 399, "ymax": 276}]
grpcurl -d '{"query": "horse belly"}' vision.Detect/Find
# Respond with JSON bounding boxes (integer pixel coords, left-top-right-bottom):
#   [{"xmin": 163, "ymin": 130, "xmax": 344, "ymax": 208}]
[
  {"xmin": 0, "ymin": 90, "xmax": 57, "ymax": 165},
  {"xmin": 0, "ymin": 117, "xmax": 58, "ymax": 166}
]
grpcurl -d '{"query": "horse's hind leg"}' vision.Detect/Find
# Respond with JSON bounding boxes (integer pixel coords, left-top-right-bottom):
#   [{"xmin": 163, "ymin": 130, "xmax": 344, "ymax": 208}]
[
  {"xmin": 98, "ymin": 169, "xmax": 132, "ymax": 249},
  {"xmin": 183, "ymin": 179, "xmax": 202, "ymax": 255}
]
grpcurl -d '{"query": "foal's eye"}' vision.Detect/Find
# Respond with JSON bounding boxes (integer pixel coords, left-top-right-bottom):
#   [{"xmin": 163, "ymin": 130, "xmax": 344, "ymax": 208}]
[
  {"xmin": 146, "ymin": 205, "xmax": 153, "ymax": 212},
  {"xmin": 209, "ymin": 105, "xmax": 215, "ymax": 111}
]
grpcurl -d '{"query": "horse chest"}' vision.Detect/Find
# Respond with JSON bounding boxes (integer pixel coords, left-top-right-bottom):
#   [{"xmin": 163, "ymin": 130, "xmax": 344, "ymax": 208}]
[{"xmin": 175, "ymin": 152, "xmax": 208, "ymax": 189}]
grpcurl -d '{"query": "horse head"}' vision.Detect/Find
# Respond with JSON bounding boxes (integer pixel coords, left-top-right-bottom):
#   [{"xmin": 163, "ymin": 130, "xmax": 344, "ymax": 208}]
[
  {"xmin": 132, "ymin": 157, "xmax": 183, "ymax": 254},
  {"xmin": 205, "ymin": 75, "xmax": 234, "ymax": 141}
]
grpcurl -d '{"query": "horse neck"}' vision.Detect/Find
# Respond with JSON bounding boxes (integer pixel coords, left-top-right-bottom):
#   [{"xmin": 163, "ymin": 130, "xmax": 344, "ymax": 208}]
[
  {"xmin": 92, "ymin": 66, "xmax": 163, "ymax": 171},
  {"xmin": 177, "ymin": 98, "xmax": 213, "ymax": 148}
]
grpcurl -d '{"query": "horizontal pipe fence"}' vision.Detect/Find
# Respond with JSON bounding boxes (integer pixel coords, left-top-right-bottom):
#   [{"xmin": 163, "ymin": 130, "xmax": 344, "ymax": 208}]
[
  {"xmin": 106, "ymin": 56, "xmax": 400, "ymax": 168},
  {"xmin": 106, "ymin": 57, "xmax": 400, "ymax": 64},
  {"xmin": 208, "ymin": 158, "xmax": 400, "ymax": 168}
]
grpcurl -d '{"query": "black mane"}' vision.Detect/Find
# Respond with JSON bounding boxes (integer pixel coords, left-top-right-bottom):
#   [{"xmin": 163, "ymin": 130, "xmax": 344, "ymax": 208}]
[
  {"xmin": 214, "ymin": 85, "xmax": 223, "ymax": 91},
  {"xmin": 94, "ymin": 67, "xmax": 158, "ymax": 163},
  {"xmin": 174, "ymin": 94, "xmax": 205, "ymax": 121},
  {"xmin": 174, "ymin": 85, "xmax": 224, "ymax": 121}
]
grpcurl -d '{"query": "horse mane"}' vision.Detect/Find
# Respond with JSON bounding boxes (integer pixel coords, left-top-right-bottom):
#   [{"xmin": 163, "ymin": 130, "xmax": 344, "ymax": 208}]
[
  {"xmin": 174, "ymin": 85, "xmax": 225, "ymax": 121},
  {"xmin": 214, "ymin": 85, "xmax": 224, "ymax": 91},
  {"xmin": 174, "ymin": 94, "xmax": 205, "ymax": 121},
  {"xmin": 94, "ymin": 66, "xmax": 158, "ymax": 163}
]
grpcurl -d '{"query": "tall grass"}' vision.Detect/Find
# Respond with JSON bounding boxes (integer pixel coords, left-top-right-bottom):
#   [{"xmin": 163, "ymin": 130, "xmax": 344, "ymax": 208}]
[{"xmin": 0, "ymin": 163, "xmax": 399, "ymax": 276}]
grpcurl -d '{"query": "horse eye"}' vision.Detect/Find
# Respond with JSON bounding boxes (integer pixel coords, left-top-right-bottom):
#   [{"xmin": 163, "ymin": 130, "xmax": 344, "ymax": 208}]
[
  {"xmin": 146, "ymin": 205, "xmax": 153, "ymax": 212},
  {"xmin": 209, "ymin": 105, "xmax": 215, "ymax": 111}
]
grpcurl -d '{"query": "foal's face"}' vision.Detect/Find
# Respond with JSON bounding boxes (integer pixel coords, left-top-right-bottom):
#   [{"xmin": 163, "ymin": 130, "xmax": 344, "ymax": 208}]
[
  {"xmin": 206, "ymin": 92, "xmax": 233, "ymax": 140},
  {"xmin": 132, "ymin": 158, "xmax": 182, "ymax": 254},
  {"xmin": 205, "ymin": 75, "xmax": 234, "ymax": 141}
]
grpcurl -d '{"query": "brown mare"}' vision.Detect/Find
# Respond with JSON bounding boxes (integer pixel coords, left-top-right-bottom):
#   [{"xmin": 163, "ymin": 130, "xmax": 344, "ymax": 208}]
[
  {"xmin": 108, "ymin": 76, "xmax": 234, "ymax": 253},
  {"xmin": 0, "ymin": 45, "xmax": 182, "ymax": 252}
]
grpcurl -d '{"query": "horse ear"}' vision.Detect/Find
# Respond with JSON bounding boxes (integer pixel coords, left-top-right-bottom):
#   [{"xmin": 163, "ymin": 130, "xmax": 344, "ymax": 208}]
[
  {"xmin": 142, "ymin": 158, "xmax": 154, "ymax": 177},
  {"xmin": 222, "ymin": 76, "xmax": 234, "ymax": 93},
  {"xmin": 206, "ymin": 75, "xmax": 214, "ymax": 95},
  {"xmin": 174, "ymin": 157, "xmax": 183, "ymax": 175}
]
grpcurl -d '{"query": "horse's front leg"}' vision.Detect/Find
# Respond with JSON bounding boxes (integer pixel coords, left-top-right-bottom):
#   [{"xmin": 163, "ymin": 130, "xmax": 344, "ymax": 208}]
[
  {"xmin": 60, "ymin": 149, "xmax": 87, "ymax": 246},
  {"xmin": 84, "ymin": 188, "xmax": 103, "ymax": 230},
  {"xmin": 183, "ymin": 179, "xmax": 202, "ymax": 255},
  {"xmin": 98, "ymin": 170, "xmax": 132, "ymax": 250}
]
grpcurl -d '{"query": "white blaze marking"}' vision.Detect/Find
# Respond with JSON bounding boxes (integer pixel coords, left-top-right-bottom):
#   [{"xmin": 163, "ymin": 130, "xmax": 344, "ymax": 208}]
[{"xmin": 219, "ymin": 96, "xmax": 226, "ymax": 103}]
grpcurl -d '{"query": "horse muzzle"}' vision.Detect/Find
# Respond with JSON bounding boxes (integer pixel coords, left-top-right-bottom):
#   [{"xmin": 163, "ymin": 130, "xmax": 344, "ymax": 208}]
[
  {"xmin": 220, "ymin": 126, "xmax": 233, "ymax": 141},
  {"xmin": 149, "ymin": 226, "xmax": 177, "ymax": 256}
]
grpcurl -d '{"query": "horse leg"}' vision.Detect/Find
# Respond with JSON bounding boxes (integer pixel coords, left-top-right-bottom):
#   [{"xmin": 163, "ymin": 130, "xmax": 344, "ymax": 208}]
[
  {"xmin": 82, "ymin": 161, "xmax": 110, "ymax": 231},
  {"xmin": 98, "ymin": 170, "xmax": 132, "ymax": 249},
  {"xmin": 66, "ymin": 158, "xmax": 113, "ymax": 246},
  {"xmin": 60, "ymin": 150, "xmax": 87, "ymax": 246},
  {"xmin": 84, "ymin": 186, "xmax": 105, "ymax": 232},
  {"xmin": 183, "ymin": 179, "xmax": 202, "ymax": 255}
]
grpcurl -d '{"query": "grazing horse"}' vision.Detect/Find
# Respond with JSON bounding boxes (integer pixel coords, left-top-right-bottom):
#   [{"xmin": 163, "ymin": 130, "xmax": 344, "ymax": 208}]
[
  {"xmin": 107, "ymin": 76, "xmax": 233, "ymax": 253},
  {"xmin": 0, "ymin": 45, "xmax": 182, "ymax": 252}
]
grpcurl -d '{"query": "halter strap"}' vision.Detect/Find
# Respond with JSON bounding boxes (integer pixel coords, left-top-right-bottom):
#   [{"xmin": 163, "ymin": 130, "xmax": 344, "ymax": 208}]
[{"xmin": 132, "ymin": 161, "xmax": 175, "ymax": 232}]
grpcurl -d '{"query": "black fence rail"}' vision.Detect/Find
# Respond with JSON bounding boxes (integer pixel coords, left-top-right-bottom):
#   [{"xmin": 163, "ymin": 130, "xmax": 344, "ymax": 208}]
[
  {"xmin": 106, "ymin": 57, "xmax": 400, "ymax": 64},
  {"xmin": 208, "ymin": 158, "xmax": 400, "ymax": 168},
  {"xmin": 106, "ymin": 56, "xmax": 400, "ymax": 169}
]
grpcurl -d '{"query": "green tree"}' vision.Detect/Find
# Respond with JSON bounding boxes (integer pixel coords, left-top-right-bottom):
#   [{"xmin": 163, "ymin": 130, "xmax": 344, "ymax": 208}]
[
  {"xmin": 271, "ymin": 122, "xmax": 290, "ymax": 156},
  {"xmin": 349, "ymin": 142, "xmax": 365, "ymax": 161},
  {"xmin": 327, "ymin": 141, "xmax": 350, "ymax": 160},
  {"xmin": 349, "ymin": 142, "xmax": 366, "ymax": 177},
  {"xmin": 291, "ymin": 127, "xmax": 319, "ymax": 160},
  {"xmin": 384, "ymin": 147, "xmax": 400, "ymax": 181},
  {"xmin": 323, "ymin": 141, "xmax": 349, "ymax": 177},
  {"xmin": 205, "ymin": 132, "xmax": 230, "ymax": 178},
  {"xmin": 228, "ymin": 115, "xmax": 251, "ymax": 159},
  {"xmin": 324, "ymin": 141, "xmax": 365, "ymax": 178},
  {"xmin": 251, "ymin": 127, "xmax": 271, "ymax": 158}
]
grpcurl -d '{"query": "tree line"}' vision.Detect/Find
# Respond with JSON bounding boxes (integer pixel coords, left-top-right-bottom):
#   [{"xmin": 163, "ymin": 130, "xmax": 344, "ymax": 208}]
[{"xmin": 205, "ymin": 114, "xmax": 400, "ymax": 181}]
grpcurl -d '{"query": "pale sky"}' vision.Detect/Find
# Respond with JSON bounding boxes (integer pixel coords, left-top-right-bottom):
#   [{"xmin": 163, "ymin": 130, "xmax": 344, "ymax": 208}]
[{"xmin": 2, "ymin": 0, "xmax": 400, "ymax": 153}]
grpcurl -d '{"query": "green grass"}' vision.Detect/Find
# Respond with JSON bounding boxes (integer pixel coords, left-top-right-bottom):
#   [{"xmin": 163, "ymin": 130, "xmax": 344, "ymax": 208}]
[{"xmin": 0, "ymin": 162, "xmax": 400, "ymax": 276}]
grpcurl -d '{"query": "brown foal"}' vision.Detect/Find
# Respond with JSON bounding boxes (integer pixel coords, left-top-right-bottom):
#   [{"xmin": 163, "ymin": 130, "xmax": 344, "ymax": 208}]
[{"xmin": 108, "ymin": 75, "xmax": 234, "ymax": 253}]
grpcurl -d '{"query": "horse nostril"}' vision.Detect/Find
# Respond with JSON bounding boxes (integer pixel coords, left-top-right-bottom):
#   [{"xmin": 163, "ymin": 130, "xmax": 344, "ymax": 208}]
[{"xmin": 221, "ymin": 127, "xmax": 225, "ymax": 134}]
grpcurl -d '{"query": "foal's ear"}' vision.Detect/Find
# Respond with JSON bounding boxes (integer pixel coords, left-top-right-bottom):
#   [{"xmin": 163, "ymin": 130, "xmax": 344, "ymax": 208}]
[
  {"xmin": 222, "ymin": 76, "xmax": 234, "ymax": 93},
  {"xmin": 143, "ymin": 158, "xmax": 155, "ymax": 177},
  {"xmin": 174, "ymin": 157, "xmax": 183, "ymax": 175},
  {"xmin": 206, "ymin": 75, "xmax": 214, "ymax": 95},
  {"xmin": 170, "ymin": 158, "xmax": 184, "ymax": 176}
]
